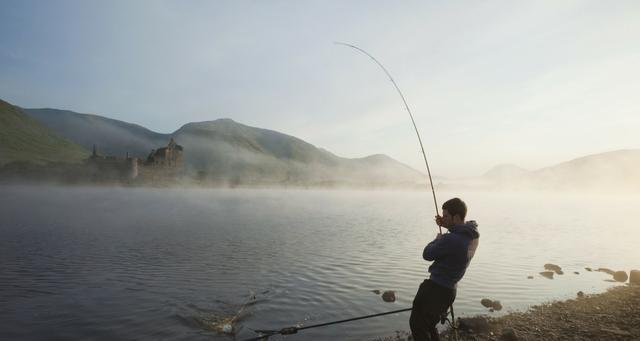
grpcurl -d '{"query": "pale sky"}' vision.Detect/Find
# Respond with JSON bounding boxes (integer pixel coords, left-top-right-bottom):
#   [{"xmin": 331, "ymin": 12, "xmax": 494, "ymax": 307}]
[{"xmin": 1, "ymin": 1, "xmax": 639, "ymax": 177}]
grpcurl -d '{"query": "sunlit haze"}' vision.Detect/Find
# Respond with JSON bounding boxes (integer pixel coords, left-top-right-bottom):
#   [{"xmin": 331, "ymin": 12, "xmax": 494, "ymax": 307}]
[{"xmin": 1, "ymin": 1, "xmax": 638, "ymax": 177}]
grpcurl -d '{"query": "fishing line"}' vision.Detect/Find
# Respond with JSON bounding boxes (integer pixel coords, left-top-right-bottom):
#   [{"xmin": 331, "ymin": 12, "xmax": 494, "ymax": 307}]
[
  {"xmin": 334, "ymin": 41, "xmax": 441, "ymax": 233},
  {"xmin": 241, "ymin": 43, "xmax": 456, "ymax": 341}
]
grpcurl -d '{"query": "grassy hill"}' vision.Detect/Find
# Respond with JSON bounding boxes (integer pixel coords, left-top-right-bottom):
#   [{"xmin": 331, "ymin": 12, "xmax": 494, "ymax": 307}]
[
  {"xmin": 173, "ymin": 119, "xmax": 424, "ymax": 186},
  {"xmin": 0, "ymin": 99, "xmax": 89, "ymax": 166},
  {"xmin": 25, "ymin": 108, "xmax": 170, "ymax": 158},
  {"xmin": 22, "ymin": 105, "xmax": 425, "ymax": 187}
]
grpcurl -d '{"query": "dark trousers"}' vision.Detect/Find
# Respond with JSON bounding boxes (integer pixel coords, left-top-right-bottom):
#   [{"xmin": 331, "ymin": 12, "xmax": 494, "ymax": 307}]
[{"xmin": 410, "ymin": 279, "xmax": 456, "ymax": 341}]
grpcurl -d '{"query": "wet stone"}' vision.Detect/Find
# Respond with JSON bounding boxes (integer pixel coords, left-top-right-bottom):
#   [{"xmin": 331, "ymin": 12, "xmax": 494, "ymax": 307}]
[
  {"xmin": 585, "ymin": 267, "xmax": 592, "ymax": 272},
  {"xmin": 527, "ymin": 276, "xmax": 534, "ymax": 279},
  {"xmin": 613, "ymin": 271, "xmax": 628, "ymax": 282},
  {"xmin": 372, "ymin": 289, "xmax": 381, "ymax": 295},
  {"xmin": 481, "ymin": 298, "xmax": 494, "ymax": 308},
  {"xmin": 574, "ymin": 271, "xmax": 580, "ymax": 275},
  {"xmin": 491, "ymin": 300, "xmax": 503, "ymax": 311},
  {"xmin": 597, "ymin": 267, "xmax": 615, "ymax": 275},
  {"xmin": 540, "ymin": 271, "xmax": 554, "ymax": 279},
  {"xmin": 544, "ymin": 263, "xmax": 562, "ymax": 274},
  {"xmin": 577, "ymin": 291, "xmax": 584, "ymax": 298},
  {"xmin": 382, "ymin": 290, "xmax": 396, "ymax": 302}
]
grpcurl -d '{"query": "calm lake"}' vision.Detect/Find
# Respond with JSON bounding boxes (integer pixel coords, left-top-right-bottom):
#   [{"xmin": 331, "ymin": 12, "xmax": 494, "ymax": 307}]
[{"xmin": 1, "ymin": 186, "xmax": 638, "ymax": 340}]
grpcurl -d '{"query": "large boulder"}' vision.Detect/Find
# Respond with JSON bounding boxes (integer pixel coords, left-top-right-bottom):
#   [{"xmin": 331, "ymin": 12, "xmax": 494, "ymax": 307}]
[
  {"xmin": 613, "ymin": 271, "xmax": 628, "ymax": 282},
  {"xmin": 630, "ymin": 270, "xmax": 640, "ymax": 285}
]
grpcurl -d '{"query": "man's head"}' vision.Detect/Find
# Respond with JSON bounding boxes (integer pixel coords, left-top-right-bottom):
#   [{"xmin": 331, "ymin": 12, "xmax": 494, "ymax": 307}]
[{"xmin": 441, "ymin": 197, "xmax": 467, "ymax": 228}]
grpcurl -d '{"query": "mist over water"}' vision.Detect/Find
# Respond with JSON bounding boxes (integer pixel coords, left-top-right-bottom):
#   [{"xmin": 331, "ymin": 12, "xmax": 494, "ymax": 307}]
[{"xmin": 0, "ymin": 186, "xmax": 637, "ymax": 340}]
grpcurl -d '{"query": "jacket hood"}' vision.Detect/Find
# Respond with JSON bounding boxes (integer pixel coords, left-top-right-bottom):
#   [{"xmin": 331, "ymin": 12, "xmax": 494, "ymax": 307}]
[{"xmin": 450, "ymin": 220, "xmax": 479, "ymax": 239}]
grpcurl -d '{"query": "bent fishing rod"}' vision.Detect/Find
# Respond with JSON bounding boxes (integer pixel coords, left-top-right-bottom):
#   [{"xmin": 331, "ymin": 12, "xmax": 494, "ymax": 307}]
[
  {"xmin": 241, "ymin": 43, "xmax": 453, "ymax": 341},
  {"xmin": 335, "ymin": 42, "xmax": 441, "ymax": 234}
]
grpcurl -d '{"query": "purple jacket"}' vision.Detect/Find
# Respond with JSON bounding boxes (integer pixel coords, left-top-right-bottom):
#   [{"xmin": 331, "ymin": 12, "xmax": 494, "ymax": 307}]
[{"xmin": 423, "ymin": 221, "xmax": 480, "ymax": 289}]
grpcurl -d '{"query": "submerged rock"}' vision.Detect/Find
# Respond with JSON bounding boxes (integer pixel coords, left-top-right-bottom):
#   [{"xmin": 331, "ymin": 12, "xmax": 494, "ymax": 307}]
[
  {"xmin": 597, "ymin": 267, "xmax": 615, "ymax": 275},
  {"xmin": 372, "ymin": 289, "xmax": 381, "ymax": 295},
  {"xmin": 585, "ymin": 267, "xmax": 592, "ymax": 272},
  {"xmin": 544, "ymin": 263, "xmax": 562, "ymax": 274},
  {"xmin": 481, "ymin": 298, "xmax": 494, "ymax": 308},
  {"xmin": 540, "ymin": 271, "xmax": 554, "ymax": 279},
  {"xmin": 574, "ymin": 271, "xmax": 580, "ymax": 275},
  {"xmin": 382, "ymin": 291, "xmax": 396, "ymax": 302},
  {"xmin": 613, "ymin": 271, "xmax": 628, "ymax": 282},
  {"xmin": 527, "ymin": 276, "xmax": 534, "ymax": 279},
  {"xmin": 631, "ymin": 270, "xmax": 640, "ymax": 285}
]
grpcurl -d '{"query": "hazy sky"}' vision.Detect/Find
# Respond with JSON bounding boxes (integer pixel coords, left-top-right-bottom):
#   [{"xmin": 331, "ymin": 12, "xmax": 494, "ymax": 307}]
[{"xmin": 1, "ymin": 1, "xmax": 638, "ymax": 177}]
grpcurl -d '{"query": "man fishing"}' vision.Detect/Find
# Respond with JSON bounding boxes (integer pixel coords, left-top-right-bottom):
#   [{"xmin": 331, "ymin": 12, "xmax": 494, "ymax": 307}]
[{"xmin": 410, "ymin": 197, "xmax": 480, "ymax": 341}]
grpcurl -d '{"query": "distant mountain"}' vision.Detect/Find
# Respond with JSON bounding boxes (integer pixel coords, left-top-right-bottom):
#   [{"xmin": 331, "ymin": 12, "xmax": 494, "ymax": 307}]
[
  {"xmin": 172, "ymin": 119, "xmax": 424, "ymax": 186},
  {"xmin": 527, "ymin": 150, "xmax": 640, "ymax": 191},
  {"xmin": 24, "ymin": 108, "xmax": 170, "ymax": 158},
  {"xmin": 22, "ymin": 106, "xmax": 424, "ymax": 187},
  {"xmin": 479, "ymin": 150, "xmax": 640, "ymax": 192},
  {"xmin": 0, "ymin": 99, "xmax": 89, "ymax": 166},
  {"xmin": 482, "ymin": 164, "xmax": 529, "ymax": 182}
]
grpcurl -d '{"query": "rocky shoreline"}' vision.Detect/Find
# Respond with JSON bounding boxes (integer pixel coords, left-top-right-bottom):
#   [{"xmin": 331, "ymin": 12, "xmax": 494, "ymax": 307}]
[
  {"xmin": 455, "ymin": 284, "xmax": 639, "ymax": 341},
  {"xmin": 374, "ymin": 284, "xmax": 639, "ymax": 341}
]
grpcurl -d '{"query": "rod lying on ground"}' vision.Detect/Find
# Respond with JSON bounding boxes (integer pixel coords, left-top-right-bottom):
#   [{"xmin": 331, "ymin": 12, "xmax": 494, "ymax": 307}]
[{"xmin": 241, "ymin": 307, "xmax": 413, "ymax": 341}]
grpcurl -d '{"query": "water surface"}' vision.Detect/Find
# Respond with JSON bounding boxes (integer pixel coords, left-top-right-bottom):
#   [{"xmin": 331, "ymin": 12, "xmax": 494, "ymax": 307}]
[{"xmin": 1, "ymin": 186, "xmax": 637, "ymax": 340}]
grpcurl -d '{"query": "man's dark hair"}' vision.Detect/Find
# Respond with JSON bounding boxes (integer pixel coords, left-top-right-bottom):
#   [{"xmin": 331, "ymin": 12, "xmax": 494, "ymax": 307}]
[{"xmin": 442, "ymin": 197, "xmax": 467, "ymax": 220}]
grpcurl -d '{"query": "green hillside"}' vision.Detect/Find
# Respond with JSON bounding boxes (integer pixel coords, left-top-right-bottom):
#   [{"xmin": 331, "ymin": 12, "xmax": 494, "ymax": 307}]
[{"xmin": 0, "ymin": 99, "xmax": 90, "ymax": 166}]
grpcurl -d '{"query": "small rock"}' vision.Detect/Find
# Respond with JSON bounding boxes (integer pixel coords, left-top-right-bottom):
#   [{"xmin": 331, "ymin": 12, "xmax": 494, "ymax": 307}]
[
  {"xmin": 489, "ymin": 308, "xmax": 494, "ymax": 312},
  {"xmin": 222, "ymin": 324, "xmax": 233, "ymax": 334},
  {"xmin": 539, "ymin": 271, "xmax": 554, "ymax": 279},
  {"xmin": 544, "ymin": 263, "xmax": 562, "ymax": 274},
  {"xmin": 382, "ymin": 290, "xmax": 396, "ymax": 302},
  {"xmin": 630, "ymin": 270, "xmax": 640, "ymax": 285},
  {"xmin": 585, "ymin": 267, "xmax": 592, "ymax": 271},
  {"xmin": 481, "ymin": 298, "xmax": 494, "ymax": 308},
  {"xmin": 597, "ymin": 267, "xmax": 615, "ymax": 275},
  {"xmin": 491, "ymin": 300, "xmax": 503, "ymax": 311},
  {"xmin": 499, "ymin": 327, "xmax": 518, "ymax": 341},
  {"xmin": 573, "ymin": 271, "xmax": 579, "ymax": 275},
  {"xmin": 372, "ymin": 289, "xmax": 381, "ymax": 295},
  {"xmin": 577, "ymin": 291, "xmax": 584, "ymax": 298},
  {"xmin": 613, "ymin": 271, "xmax": 628, "ymax": 282},
  {"xmin": 527, "ymin": 276, "xmax": 534, "ymax": 279}
]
